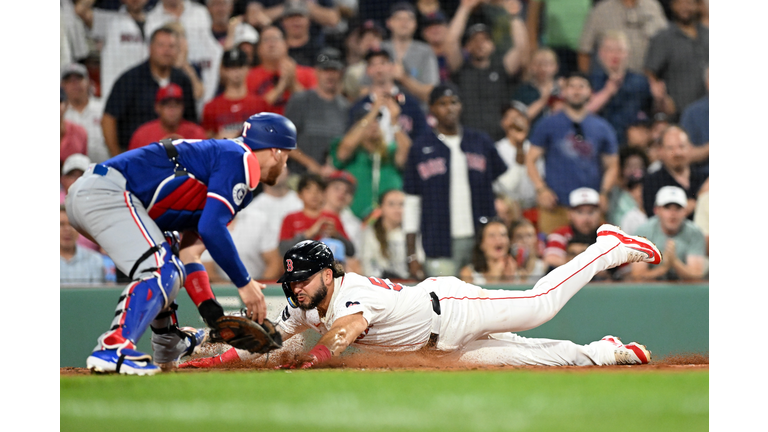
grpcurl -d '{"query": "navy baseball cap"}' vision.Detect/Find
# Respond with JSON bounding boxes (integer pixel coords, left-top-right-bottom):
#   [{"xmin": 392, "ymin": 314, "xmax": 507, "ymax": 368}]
[
  {"xmin": 422, "ymin": 11, "xmax": 448, "ymax": 28},
  {"xmin": 501, "ymin": 100, "xmax": 529, "ymax": 117},
  {"xmin": 465, "ymin": 23, "xmax": 491, "ymax": 42},
  {"xmin": 364, "ymin": 48, "xmax": 392, "ymax": 62},
  {"xmin": 390, "ymin": 2, "xmax": 416, "ymax": 17},
  {"xmin": 315, "ymin": 47, "xmax": 344, "ymax": 70},
  {"xmin": 429, "ymin": 83, "xmax": 461, "ymax": 105},
  {"xmin": 222, "ymin": 48, "xmax": 248, "ymax": 67}
]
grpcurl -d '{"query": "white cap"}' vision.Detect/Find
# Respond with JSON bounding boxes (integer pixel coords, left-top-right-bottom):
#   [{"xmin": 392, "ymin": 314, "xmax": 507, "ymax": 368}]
[
  {"xmin": 233, "ymin": 23, "xmax": 259, "ymax": 46},
  {"xmin": 569, "ymin": 187, "xmax": 600, "ymax": 207},
  {"xmin": 62, "ymin": 153, "xmax": 91, "ymax": 175},
  {"xmin": 655, "ymin": 186, "xmax": 687, "ymax": 207}
]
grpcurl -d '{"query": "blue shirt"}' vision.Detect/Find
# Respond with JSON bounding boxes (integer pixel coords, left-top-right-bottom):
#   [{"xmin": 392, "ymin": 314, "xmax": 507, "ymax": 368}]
[
  {"xmin": 589, "ymin": 68, "xmax": 653, "ymax": 145},
  {"xmin": 61, "ymin": 247, "xmax": 106, "ymax": 284},
  {"xmin": 403, "ymin": 127, "xmax": 507, "ymax": 258},
  {"xmin": 528, "ymin": 111, "xmax": 618, "ymax": 205},
  {"xmin": 105, "ymin": 138, "xmax": 258, "ymax": 287}
]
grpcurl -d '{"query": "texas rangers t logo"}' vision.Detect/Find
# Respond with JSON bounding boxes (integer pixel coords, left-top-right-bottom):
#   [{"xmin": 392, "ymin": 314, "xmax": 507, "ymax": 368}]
[{"xmin": 286, "ymin": 259, "xmax": 294, "ymax": 272}]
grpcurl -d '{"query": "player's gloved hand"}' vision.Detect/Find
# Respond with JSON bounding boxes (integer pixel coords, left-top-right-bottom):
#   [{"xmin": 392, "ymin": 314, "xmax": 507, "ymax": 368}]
[{"xmin": 197, "ymin": 298, "xmax": 225, "ymax": 328}]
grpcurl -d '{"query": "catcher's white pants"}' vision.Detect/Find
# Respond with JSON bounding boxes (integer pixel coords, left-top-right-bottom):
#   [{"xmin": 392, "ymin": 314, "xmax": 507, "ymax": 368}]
[{"xmin": 418, "ymin": 233, "xmax": 628, "ymax": 366}]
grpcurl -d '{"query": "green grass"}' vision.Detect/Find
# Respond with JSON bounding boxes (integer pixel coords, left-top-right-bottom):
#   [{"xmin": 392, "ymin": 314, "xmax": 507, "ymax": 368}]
[{"xmin": 61, "ymin": 369, "xmax": 708, "ymax": 432}]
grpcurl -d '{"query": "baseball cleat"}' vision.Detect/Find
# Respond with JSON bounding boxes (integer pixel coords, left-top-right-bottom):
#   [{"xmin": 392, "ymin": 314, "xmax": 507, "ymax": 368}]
[
  {"xmin": 87, "ymin": 348, "xmax": 161, "ymax": 376},
  {"xmin": 597, "ymin": 224, "xmax": 662, "ymax": 265},
  {"xmin": 614, "ymin": 342, "xmax": 652, "ymax": 365}
]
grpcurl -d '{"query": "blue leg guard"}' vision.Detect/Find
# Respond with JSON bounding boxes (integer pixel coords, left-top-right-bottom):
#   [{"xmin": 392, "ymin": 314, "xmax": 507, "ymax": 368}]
[{"xmin": 89, "ymin": 243, "xmax": 186, "ymax": 374}]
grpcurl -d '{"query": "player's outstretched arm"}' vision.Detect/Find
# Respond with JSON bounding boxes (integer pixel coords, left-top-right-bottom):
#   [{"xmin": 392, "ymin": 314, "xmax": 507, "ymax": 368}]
[{"xmin": 279, "ymin": 313, "xmax": 369, "ymax": 369}]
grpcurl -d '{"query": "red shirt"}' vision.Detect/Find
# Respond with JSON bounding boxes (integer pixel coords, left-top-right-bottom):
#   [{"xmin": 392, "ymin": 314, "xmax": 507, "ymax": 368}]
[
  {"xmin": 202, "ymin": 94, "xmax": 269, "ymax": 138},
  {"xmin": 279, "ymin": 210, "xmax": 348, "ymax": 241},
  {"xmin": 128, "ymin": 119, "xmax": 208, "ymax": 150},
  {"xmin": 544, "ymin": 225, "xmax": 574, "ymax": 260},
  {"xmin": 60, "ymin": 121, "xmax": 88, "ymax": 164},
  {"xmin": 246, "ymin": 65, "xmax": 317, "ymax": 115}
]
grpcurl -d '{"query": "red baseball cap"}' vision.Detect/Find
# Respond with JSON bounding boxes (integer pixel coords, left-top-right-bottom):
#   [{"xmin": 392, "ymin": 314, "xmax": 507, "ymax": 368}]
[{"xmin": 156, "ymin": 84, "xmax": 183, "ymax": 103}]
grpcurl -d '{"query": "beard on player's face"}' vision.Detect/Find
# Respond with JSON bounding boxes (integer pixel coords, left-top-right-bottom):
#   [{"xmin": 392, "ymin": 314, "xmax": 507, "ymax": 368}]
[
  {"xmin": 298, "ymin": 279, "xmax": 328, "ymax": 311},
  {"xmin": 263, "ymin": 163, "xmax": 284, "ymax": 186}
]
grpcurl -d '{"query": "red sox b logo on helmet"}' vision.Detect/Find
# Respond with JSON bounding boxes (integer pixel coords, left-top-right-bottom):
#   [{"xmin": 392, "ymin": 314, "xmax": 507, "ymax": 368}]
[{"xmin": 286, "ymin": 259, "xmax": 294, "ymax": 272}]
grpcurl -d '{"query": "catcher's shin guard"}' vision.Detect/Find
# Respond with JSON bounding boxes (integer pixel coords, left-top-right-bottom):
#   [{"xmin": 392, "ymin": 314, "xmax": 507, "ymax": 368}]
[
  {"xmin": 95, "ymin": 244, "xmax": 186, "ymax": 352},
  {"xmin": 150, "ymin": 302, "xmax": 207, "ymax": 366}
]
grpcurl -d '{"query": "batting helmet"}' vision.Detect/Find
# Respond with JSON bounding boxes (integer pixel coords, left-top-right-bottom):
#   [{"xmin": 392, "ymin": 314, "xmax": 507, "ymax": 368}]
[
  {"xmin": 277, "ymin": 240, "xmax": 341, "ymax": 308},
  {"xmin": 240, "ymin": 113, "xmax": 297, "ymax": 151}
]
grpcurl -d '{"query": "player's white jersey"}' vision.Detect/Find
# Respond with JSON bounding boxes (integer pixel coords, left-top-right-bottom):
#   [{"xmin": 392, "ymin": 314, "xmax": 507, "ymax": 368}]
[{"xmin": 276, "ymin": 273, "xmax": 434, "ymax": 352}]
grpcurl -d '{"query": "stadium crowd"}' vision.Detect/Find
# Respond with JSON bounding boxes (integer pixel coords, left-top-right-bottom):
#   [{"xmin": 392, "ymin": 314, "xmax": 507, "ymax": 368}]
[{"xmin": 60, "ymin": 0, "xmax": 709, "ymax": 285}]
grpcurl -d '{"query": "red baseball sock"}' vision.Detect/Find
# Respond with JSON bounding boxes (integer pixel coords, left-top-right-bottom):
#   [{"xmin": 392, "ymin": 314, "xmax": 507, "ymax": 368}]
[{"xmin": 184, "ymin": 263, "xmax": 214, "ymax": 307}]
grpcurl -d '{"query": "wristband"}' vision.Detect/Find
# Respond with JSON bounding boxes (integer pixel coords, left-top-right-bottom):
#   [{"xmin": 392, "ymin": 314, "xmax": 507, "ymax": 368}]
[{"xmin": 308, "ymin": 344, "xmax": 332, "ymax": 364}]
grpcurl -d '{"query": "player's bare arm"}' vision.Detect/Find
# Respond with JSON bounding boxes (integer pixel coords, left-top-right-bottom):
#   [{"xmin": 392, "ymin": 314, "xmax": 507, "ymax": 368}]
[{"xmin": 284, "ymin": 312, "xmax": 369, "ymax": 369}]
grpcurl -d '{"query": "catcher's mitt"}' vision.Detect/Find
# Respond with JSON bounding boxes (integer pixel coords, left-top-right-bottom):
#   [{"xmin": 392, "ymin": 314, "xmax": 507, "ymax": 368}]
[{"xmin": 213, "ymin": 316, "xmax": 283, "ymax": 354}]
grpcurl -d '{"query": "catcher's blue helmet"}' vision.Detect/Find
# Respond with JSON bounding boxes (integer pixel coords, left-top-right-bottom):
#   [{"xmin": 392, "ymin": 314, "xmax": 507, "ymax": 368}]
[{"xmin": 240, "ymin": 112, "xmax": 297, "ymax": 151}]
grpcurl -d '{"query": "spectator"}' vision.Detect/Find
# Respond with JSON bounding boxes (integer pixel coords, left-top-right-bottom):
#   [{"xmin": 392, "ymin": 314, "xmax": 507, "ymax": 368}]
[
  {"xmin": 331, "ymin": 90, "xmax": 411, "ymax": 220},
  {"xmin": 102, "ymin": 26, "xmax": 197, "ymax": 154},
  {"xmin": 201, "ymin": 48, "xmax": 268, "ymax": 139},
  {"xmin": 693, "ymin": 178, "xmax": 709, "ymax": 256},
  {"xmin": 284, "ymin": 47, "xmax": 350, "ymax": 175},
  {"xmin": 201, "ymin": 208, "xmax": 284, "ymax": 282},
  {"xmin": 626, "ymin": 119, "xmax": 654, "ymax": 152},
  {"xmin": 74, "ymin": 0, "xmax": 150, "ymax": 101},
  {"xmin": 459, "ymin": 220, "xmax": 516, "ymax": 284},
  {"xmin": 493, "ymin": 100, "xmax": 542, "ymax": 220},
  {"xmin": 578, "ymin": 0, "xmax": 668, "ymax": 74},
  {"xmin": 348, "ymin": 49, "xmax": 428, "ymax": 144},
  {"xmin": 61, "ymin": 64, "xmax": 110, "ymax": 163},
  {"xmin": 246, "ymin": 25, "xmax": 317, "ymax": 115},
  {"xmin": 60, "ymin": 88, "xmax": 89, "ymax": 167},
  {"xmin": 446, "ymin": 0, "xmax": 529, "ymax": 140},
  {"xmin": 61, "ymin": 205, "xmax": 108, "ymax": 284},
  {"xmin": 279, "ymin": 174, "xmax": 353, "ymax": 257},
  {"xmin": 630, "ymin": 185, "xmax": 706, "ymax": 281},
  {"xmin": 232, "ymin": 22, "xmax": 260, "ymax": 65},
  {"xmin": 207, "ymin": 0, "xmax": 235, "ymax": 46},
  {"xmin": 360, "ymin": 189, "xmax": 425, "ymax": 279},
  {"xmin": 145, "ymin": 0, "xmax": 224, "ymax": 109},
  {"xmin": 128, "ymin": 84, "xmax": 207, "ymax": 150},
  {"xmin": 647, "ymin": 112, "xmax": 671, "ymax": 170},
  {"xmin": 564, "ymin": 229, "xmax": 612, "ymax": 280},
  {"xmin": 420, "ymin": 11, "xmax": 458, "ymax": 84},
  {"xmin": 644, "ymin": 0, "xmax": 708, "ymax": 116},
  {"xmin": 494, "ymin": 194, "xmax": 521, "ymax": 234},
  {"xmin": 162, "ymin": 21, "xmax": 208, "ymax": 105},
  {"xmin": 509, "ymin": 218, "xmax": 547, "ymax": 283},
  {"xmin": 247, "ymin": 0, "xmax": 340, "ymax": 49},
  {"xmin": 525, "ymin": 72, "xmax": 619, "ymax": 235},
  {"xmin": 61, "ymin": 153, "xmax": 91, "ymax": 202},
  {"xmin": 323, "ymin": 171, "xmax": 365, "ymax": 264},
  {"xmin": 511, "ymin": 48, "xmax": 564, "ymax": 126},
  {"xmin": 543, "ymin": 187, "xmax": 603, "ymax": 269},
  {"xmin": 526, "ymin": 0, "xmax": 592, "ymax": 76},
  {"xmin": 642, "ymin": 125, "xmax": 707, "ymax": 218},
  {"xmin": 607, "ymin": 146, "xmax": 649, "ymax": 235},
  {"xmin": 403, "ymin": 84, "xmax": 508, "ymax": 278},
  {"xmin": 379, "ymin": 2, "xmax": 441, "ymax": 104},
  {"xmin": 587, "ymin": 30, "xmax": 673, "ymax": 145},
  {"xmin": 242, "ymin": 166, "xmax": 304, "ymax": 239},
  {"xmin": 679, "ymin": 65, "xmax": 709, "ymax": 175},
  {"xmin": 280, "ymin": 1, "xmax": 321, "ymax": 67},
  {"xmin": 342, "ymin": 20, "xmax": 385, "ymax": 102}
]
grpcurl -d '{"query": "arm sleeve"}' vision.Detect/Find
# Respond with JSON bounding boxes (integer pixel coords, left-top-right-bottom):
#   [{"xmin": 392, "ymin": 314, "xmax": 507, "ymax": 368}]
[
  {"xmin": 197, "ymin": 198, "xmax": 251, "ymax": 288},
  {"xmin": 487, "ymin": 138, "xmax": 509, "ymax": 181},
  {"xmin": 274, "ymin": 305, "xmax": 310, "ymax": 337},
  {"xmin": 90, "ymin": 9, "xmax": 114, "ymax": 40},
  {"xmin": 643, "ymin": 33, "xmax": 668, "ymax": 76}
]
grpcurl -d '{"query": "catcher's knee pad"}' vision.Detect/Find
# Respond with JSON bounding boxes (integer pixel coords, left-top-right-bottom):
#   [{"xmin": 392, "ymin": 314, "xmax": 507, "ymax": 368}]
[{"xmin": 96, "ymin": 244, "xmax": 186, "ymax": 351}]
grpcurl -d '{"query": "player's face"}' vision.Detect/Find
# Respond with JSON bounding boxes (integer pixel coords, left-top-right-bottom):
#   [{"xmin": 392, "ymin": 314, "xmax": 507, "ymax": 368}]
[
  {"xmin": 430, "ymin": 96, "xmax": 461, "ymax": 129},
  {"xmin": 480, "ymin": 222, "xmax": 510, "ymax": 261},
  {"xmin": 262, "ymin": 149, "xmax": 290, "ymax": 186},
  {"xmin": 60, "ymin": 211, "xmax": 79, "ymax": 249},
  {"xmin": 291, "ymin": 271, "xmax": 329, "ymax": 310},
  {"xmin": 564, "ymin": 77, "xmax": 591, "ymax": 109},
  {"xmin": 569, "ymin": 205, "xmax": 602, "ymax": 234}
]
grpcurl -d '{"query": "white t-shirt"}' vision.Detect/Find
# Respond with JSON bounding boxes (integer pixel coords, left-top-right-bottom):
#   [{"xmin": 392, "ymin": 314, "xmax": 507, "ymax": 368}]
[
  {"xmin": 145, "ymin": 0, "xmax": 223, "ymax": 113},
  {"xmin": 245, "ymin": 190, "xmax": 304, "ymax": 242},
  {"xmin": 275, "ymin": 273, "xmax": 434, "ymax": 352},
  {"xmin": 202, "ymin": 208, "xmax": 278, "ymax": 280},
  {"xmin": 360, "ymin": 226, "xmax": 425, "ymax": 279},
  {"xmin": 91, "ymin": 6, "xmax": 149, "ymax": 101},
  {"xmin": 65, "ymin": 98, "xmax": 110, "ymax": 163},
  {"xmin": 340, "ymin": 208, "xmax": 363, "ymax": 255},
  {"xmin": 493, "ymin": 138, "xmax": 544, "ymax": 210},
  {"xmin": 440, "ymin": 134, "xmax": 474, "ymax": 238}
]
